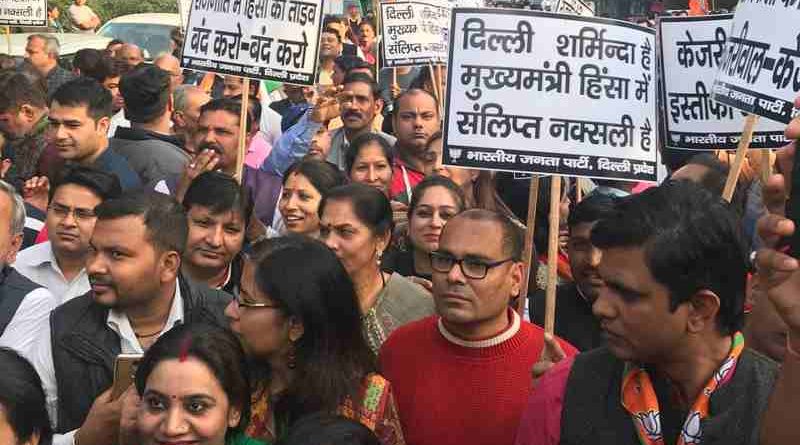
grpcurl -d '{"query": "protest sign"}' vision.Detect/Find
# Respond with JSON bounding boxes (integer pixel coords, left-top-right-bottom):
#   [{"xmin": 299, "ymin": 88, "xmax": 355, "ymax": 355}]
[
  {"xmin": 443, "ymin": 9, "xmax": 658, "ymax": 182},
  {"xmin": 712, "ymin": 0, "xmax": 800, "ymax": 124},
  {"xmin": 659, "ymin": 15, "xmax": 788, "ymax": 150},
  {"xmin": 380, "ymin": 0, "xmax": 450, "ymax": 67},
  {"xmin": 555, "ymin": 0, "xmax": 595, "ymax": 17},
  {"xmin": 178, "ymin": 0, "xmax": 191, "ymax": 30},
  {"xmin": 181, "ymin": 0, "xmax": 324, "ymax": 85},
  {"xmin": 0, "ymin": 0, "xmax": 46, "ymax": 27}
]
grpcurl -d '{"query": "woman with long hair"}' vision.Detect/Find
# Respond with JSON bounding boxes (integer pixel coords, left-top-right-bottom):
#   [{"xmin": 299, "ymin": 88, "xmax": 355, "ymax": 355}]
[
  {"xmin": 0, "ymin": 347, "xmax": 52, "ymax": 445},
  {"xmin": 224, "ymin": 236, "xmax": 405, "ymax": 444},
  {"xmin": 319, "ymin": 184, "xmax": 435, "ymax": 352}
]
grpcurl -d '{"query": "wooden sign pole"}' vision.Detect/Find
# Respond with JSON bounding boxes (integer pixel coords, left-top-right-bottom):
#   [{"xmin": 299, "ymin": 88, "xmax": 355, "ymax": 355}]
[
  {"xmin": 544, "ymin": 175, "xmax": 561, "ymax": 334},
  {"xmin": 516, "ymin": 176, "xmax": 541, "ymax": 315},
  {"xmin": 761, "ymin": 149, "xmax": 772, "ymax": 184},
  {"xmin": 235, "ymin": 78, "xmax": 251, "ymax": 183},
  {"xmin": 722, "ymin": 114, "xmax": 759, "ymax": 202}
]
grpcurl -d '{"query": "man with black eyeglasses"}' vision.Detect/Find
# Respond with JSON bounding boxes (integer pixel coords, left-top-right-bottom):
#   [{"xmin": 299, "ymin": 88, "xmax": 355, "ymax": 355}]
[
  {"xmin": 379, "ymin": 209, "xmax": 577, "ymax": 445},
  {"xmin": 15, "ymin": 166, "xmax": 121, "ymax": 304}
]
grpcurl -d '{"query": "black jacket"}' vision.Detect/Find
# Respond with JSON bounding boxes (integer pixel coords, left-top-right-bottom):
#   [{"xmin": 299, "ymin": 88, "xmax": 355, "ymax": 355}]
[
  {"xmin": 50, "ymin": 274, "xmax": 231, "ymax": 433},
  {"xmin": 0, "ymin": 266, "xmax": 41, "ymax": 334}
]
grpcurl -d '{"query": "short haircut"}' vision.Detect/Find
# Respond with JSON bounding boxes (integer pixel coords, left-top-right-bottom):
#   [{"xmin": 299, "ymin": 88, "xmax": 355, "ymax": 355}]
[
  {"xmin": 183, "ymin": 171, "xmax": 253, "ymax": 222},
  {"xmin": 49, "ymin": 165, "xmax": 122, "ymax": 203},
  {"xmin": 408, "ymin": 175, "xmax": 466, "ymax": 219},
  {"xmin": 107, "ymin": 39, "xmax": 124, "ymax": 49},
  {"xmin": 28, "ymin": 34, "xmax": 59, "ymax": 57},
  {"xmin": 321, "ymin": 183, "xmax": 394, "ymax": 237},
  {"xmin": 199, "ymin": 97, "xmax": 252, "ymax": 133},
  {"xmin": 345, "ymin": 133, "xmax": 394, "ymax": 174},
  {"xmin": 452, "ymin": 209, "xmax": 523, "ymax": 260},
  {"xmin": 72, "ymin": 48, "xmax": 104, "ymax": 76},
  {"xmin": 84, "ymin": 55, "xmax": 125, "ymax": 83},
  {"xmin": 280, "ymin": 414, "xmax": 380, "ymax": 445},
  {"xmin": 322, "ymin": 26, "xmax": 343, "ymax": 43},
  {"xmin": 94, "ymin": 191, "xmax": 188, "ymax": 255},
  {"xmin": 173, "ymin": 84, "xmax": 196, "ymax": 112},
  {"xmin": 50, "ymin": 77, "xmax": 113, "ymax": 120},
  {"xmin": 0, "ymin": 71, "xmax": 47, "ymax": 112},
  {"xmin": 0, "ymin": 348, "xmax": 52, "ymax": 444},
  {"xmin": 679, "ymin": 153, "xmax": 747, "ymax": 218},
  {"xmin": 343, "ymin": 72, "xmax": 379, "ymax": 99},
  {"xmin": 334, "ymin": 55, "xmax": 370, "ymax": 74},
  {"xmin": 393, "ymin": 88, "xmax": 439, "ymax": 117},
  {"xmin": 119, "ymin": 65, "xmax": 171, "ymax": 124},
  {"xmin": 567, "ymin": 193, "xmax": 618, "ymax": 229},
  {"xmin": 229, "ymin": 94, "xmax": 262, "ymax": 127},
  {"xmin": 0, "ymin": 179, "xmax": 25, "ymax": 236},
  {"xmin": 283, "ymin": 159, "xmax": 347, "ymax": 197},
  {"xmin": 591, "ymin": 180, "xmax": 747, "ymax": 335},
  {"xmin": 359, "ymin": 20, "xmax": 376, "ymax": 34}
]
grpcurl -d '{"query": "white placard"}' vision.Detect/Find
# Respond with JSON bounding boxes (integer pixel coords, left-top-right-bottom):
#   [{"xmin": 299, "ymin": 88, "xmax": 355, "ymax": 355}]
[
  {"xmin": 0, "ymin": 0, "xmax": 46, "ymax": 26},
  {"xmin": 660, "ymin": 15, "xmax": 788, "ymax": 150},
  {"xmin": 712, "ymin": 0, "xmax": 800, "ymax": 124},
  {"xmin": 380, "ymin": 1, "xmax": 450, "ymax": 67},
  {"xmin": 444, "ymin": 9, "xmax": 657, "ymax": 182},
  {"xmin": 555, "ymin": 0, "xmax": 595, "ymax": 17},
  {"xmin": 181, "ymin": 0, "xmax": 324, "ymax": 85}
]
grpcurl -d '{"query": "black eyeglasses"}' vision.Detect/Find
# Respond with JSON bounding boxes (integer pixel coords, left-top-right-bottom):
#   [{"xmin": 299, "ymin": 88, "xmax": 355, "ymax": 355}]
[{"xmin": 429, "ymin": 251, "xmax": 515, "ymax": 280}]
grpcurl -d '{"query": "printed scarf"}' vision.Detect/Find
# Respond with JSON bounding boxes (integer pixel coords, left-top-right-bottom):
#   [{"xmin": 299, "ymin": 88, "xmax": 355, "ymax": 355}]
[{"xmin": 621, "ymin": 332, "xmax": 745, "ymax": 445}]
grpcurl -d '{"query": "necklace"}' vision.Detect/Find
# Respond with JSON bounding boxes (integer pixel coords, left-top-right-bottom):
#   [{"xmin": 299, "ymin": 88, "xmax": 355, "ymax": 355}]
[{"xmin": 134, "ymin": 329, "xmax": 162, "ymax": 338}]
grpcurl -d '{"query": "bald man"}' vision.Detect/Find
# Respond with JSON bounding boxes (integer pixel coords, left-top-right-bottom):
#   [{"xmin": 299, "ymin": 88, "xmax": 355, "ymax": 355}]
[
  {"xmin": 154, "ymin": 53, "xmax": 184, "ymax": 91},
  {"xmin": 172, "ymin": 85, "xmax": 211, "ymax": 154},
  {"xmin": 117, "ymin": 43, "xmax": 144, "ymax": 70}
]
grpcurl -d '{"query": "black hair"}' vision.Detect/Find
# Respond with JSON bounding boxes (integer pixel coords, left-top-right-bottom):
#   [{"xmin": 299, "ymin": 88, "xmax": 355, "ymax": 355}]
[
  {"xmin": 183, "ymin": 171, "xmax": 253, "ymax": 223},
  {"xmin": 358, "ymin": 20, "xmax": 376, "ymax": 35},
  {"xmin": 426, "ymin": 130, "xmax": 443, "ymax": 149},
  {"xmin": 343, "ymin": 72, "xmax": 380, "ymax": 99},
  {"xmin": 334, "ymin": 55, "xmax": 370, "ymax": 74},
  {"xmin": 408, "ymin": 175, "xmax": 467, "ymax": 219},
  {"xmin": 322, "ymin": 26, "xmax": 343, "ymax": 43},
  {"xmin": 321, "ymin": 183, "xmax": 394, "ymax": 238},
  {"xmin": 229, "ymin": 94, "xmax": 262, "ymax": 128},
  {"xmin": 95, "ymin": 191, "xmax": 188, "ymax": 255},
  {"xmin": 107, "ymin": 39, "xmax": 124, "ymax": 48},
  {"xmin": 452, "ymin": 209, "xmax": 523, "ymax": 260},
  {"xmin": 591, "ymin": 180, "xmax": 747, "ymax": 335},
  {"xmin": 677, "ymin": 152, "xmax": 747, "ymax": 218},
  {"xmin": 119, "ymin": 65, "xmax": 171, "ymax": 124},
  {"xmin": 253, "ymin": 235, "xmax": 376, "ymax": 421},
  {"xmin": 567, "ymin": 193, "xmax": 617, "ymax": 229},
  {"xmin": 392, "ymin": 88, "xmax": 439, "ymax": 117},
  {"xmin": 49, "ymin": 165, "xmax": 122, "ymax": 203},
  {"xmin": 344, "ymin": 132, "xmax": 394, "ymax": 174},
  {"xmin": 0, "ymin": 70, "xmax": 46, "ymax": 111},
  {"xmin": 47, "ymin": 4, "xmax": 58, "ymax": 12},
  {"xmin": 72, "ymin": 49, "xmax": 104, "ymax": 77},
  {"xmin": 278, "ymin": 414, "xmax": 380, "ymax": 445},
  {"xmin": 200, "ymin": 97, "xmax": 252, "ymax": 133},
  {"xmin": 135, "ymin": 323, "xmax": 249, "ymax": 441},
  {"xmin": 410, "ymin": 67, "xmax": 433, "ymax": 91},
  {"xmin": 0, "ymin": 348, "xmax": 52, "ymax": 445},
  {"xmin": 84, "ymin": 56, "xmax": 125, "ymax": 84},
  {"xmin": 283, "ymin": 159, "xmax": 347, "ymax": 197},
  {"xmin": 50, "ymin": 77, "xmax": 113, "ymax": 120}
]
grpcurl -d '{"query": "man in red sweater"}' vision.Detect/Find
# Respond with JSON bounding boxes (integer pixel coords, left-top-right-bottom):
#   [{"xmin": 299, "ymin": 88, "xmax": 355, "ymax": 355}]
[{"xmin": 380, "ymin": 209, "xmax": 577, "ymax": 445}]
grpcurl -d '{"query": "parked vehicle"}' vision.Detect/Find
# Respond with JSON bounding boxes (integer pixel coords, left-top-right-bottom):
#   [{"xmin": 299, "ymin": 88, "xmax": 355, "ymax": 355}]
[{"xmin": 97, "ymin": 13, "xmax": 180, "ymax": 61}]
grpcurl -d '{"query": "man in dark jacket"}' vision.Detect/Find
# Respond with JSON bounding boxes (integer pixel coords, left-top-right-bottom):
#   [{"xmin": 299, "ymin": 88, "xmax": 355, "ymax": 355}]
[
  {"xmin": 30, "ymin": 191, "xmax": 230, "ymax": 445},
  {"xmin": 111, "ymin": 66, "xmax": 189, "ymax": 189}
]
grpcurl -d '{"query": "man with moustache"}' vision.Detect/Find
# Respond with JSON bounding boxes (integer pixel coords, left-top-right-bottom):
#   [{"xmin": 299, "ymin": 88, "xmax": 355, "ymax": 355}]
[
  {"xmin": 389, "ymin": 88, "xmax": 441, "ymax": 199},
  {"xmin": 261, "ymin": 72, "xmax": 395, "ymax": 176},
  {"xmin": 30, "ymin": 192, "xmax": 230, "ymax": 445},
  {"xmin": 380, "ymin": 209, "xmax": 577, "ymax": 445},
  {"xmin": 15, "ymin": 166, "xmax": 121, "ymax": 304}
]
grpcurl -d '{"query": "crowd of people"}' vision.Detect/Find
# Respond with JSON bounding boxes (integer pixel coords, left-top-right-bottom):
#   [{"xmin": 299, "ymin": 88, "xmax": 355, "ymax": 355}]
[{"xmin": 0, "ymin": 3, "xmax": 797, "ymax": 445}]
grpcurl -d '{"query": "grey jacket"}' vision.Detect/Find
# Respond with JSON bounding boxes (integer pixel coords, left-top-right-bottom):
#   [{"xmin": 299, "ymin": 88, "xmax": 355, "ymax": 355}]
[{"xmin": 111, "ymin": 127, "xmax": 189, "ymax": 188}]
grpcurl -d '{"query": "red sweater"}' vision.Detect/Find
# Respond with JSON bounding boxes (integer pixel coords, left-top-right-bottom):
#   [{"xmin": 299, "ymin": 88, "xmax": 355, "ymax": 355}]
[{"xmin": 379, "ymin": 312, "xmax": 577, "ymax": 445}]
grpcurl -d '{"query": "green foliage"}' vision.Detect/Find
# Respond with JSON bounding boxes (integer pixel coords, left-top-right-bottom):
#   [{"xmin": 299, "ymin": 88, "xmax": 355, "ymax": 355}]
[{"xmin": 50, "ymin": 0, "xmax": 178, "ymax": 23}]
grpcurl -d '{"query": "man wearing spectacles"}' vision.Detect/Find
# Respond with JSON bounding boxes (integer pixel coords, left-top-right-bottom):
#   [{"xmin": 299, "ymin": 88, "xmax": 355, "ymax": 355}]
[
  {"xmin": 15, "ymin": 166, "xmax": 121, "ymax": 305},
  {"xmin": 380, "ymin": 209, "xmax": 577, "ymax": 445}
]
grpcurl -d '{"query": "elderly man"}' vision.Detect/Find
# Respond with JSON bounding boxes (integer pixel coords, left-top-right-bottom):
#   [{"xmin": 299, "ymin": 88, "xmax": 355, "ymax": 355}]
[
  {"xmin": 117, "ymin": 43, "xmax": 144, "ymax": 70},
  {"xmin": 24, "ymin": 34, "xmax": 76, "ymax": 97},
  {"xmin": 154, "ymin": 53, "xmax": 184, "ymax": 91},
  {"xmin": 172, "ymin": 85, "xmax": 211, "ymax": 155}
]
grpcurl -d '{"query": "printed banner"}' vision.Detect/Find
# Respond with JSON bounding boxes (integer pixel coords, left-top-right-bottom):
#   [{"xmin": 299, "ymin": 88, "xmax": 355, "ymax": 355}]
[
  {"xmin": 555, "ymin": 0, "xmax": 595, "ymax": 17},
  {"xmin": 712, "ymin": 0, "xmax": 800, "ymax": 124},
  {"xmin": 444, "ymin": 9, "xmax": 657, "ymax": 182},
  {"xmin": 380, "ymin": 0, "xmax": 450, "ymax": 67},
  {"xmin": 0, "ymin": 0, "xmax": 46, "ymax": 26},
  {"xmin": 181, "ymin": 0, "xmax": 324, "ymax": 85},
  {"xmin": 659, "ymin": 15, "xmax": 788, "ymax": 150}
]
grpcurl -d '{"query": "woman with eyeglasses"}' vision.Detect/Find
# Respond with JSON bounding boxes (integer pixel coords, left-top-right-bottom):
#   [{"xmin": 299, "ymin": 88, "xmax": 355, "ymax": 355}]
[
  {"xmin": 223, "ymin": 235, "xmax": 406, "ymax": 445},
  {"xmin": 318, "ymin": 183, "xmax": 435, "ymax": 353},
  {"xmin": 381, "ymin": 176, "xmax": 466, "ymax": 288}
]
